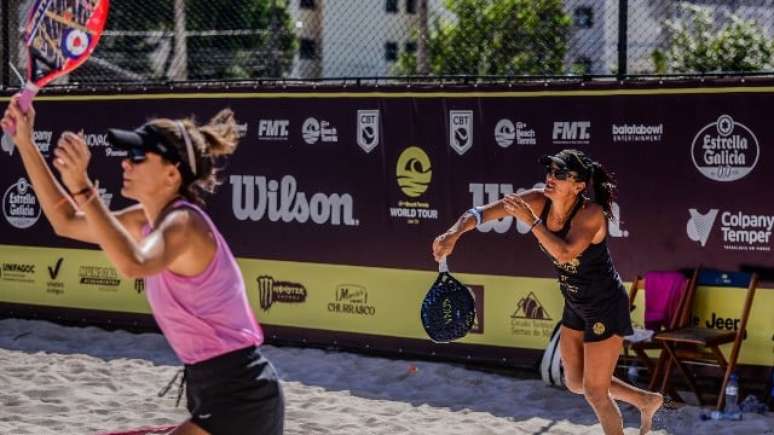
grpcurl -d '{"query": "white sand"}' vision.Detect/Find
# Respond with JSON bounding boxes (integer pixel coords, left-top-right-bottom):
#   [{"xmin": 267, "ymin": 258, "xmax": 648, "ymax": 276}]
[{"xmin": 0, "ymin": 319, "xmax": 771, "ymax": 435}]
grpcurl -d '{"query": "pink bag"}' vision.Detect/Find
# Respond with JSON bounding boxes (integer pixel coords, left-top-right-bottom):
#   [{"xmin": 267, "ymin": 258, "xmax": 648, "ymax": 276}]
[{"xmin": 644, "ymin": 271, "xmax": 687, "ymax": 331}]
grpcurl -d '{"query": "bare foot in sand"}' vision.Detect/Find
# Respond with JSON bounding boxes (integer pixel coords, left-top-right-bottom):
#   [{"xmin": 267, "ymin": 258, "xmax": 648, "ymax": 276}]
[{"xmin": 640, "ymin": 392, "xmax": 663, "ymax": 434}]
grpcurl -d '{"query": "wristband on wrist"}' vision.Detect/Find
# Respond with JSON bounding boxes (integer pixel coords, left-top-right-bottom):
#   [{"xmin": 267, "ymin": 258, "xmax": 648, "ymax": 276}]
[
  {"xmin": 70, "ymin": 185, "xmax": 92, "ymax": 198},
  {"xmin": 529, "ymin": 217, "xmax": 542, "ymax": 232},
  {"xmin": 467, "ymin": 207, "xmax": 483, "ymax": 226}
]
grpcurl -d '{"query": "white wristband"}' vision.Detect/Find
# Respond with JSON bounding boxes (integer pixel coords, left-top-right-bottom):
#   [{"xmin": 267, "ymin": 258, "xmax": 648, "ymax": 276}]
[{"xmin": 467, "ymin": 207, "xmax": 483, "ymax": 226}]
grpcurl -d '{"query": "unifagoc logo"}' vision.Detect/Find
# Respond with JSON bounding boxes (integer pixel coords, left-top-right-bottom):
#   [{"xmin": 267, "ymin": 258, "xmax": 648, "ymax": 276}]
[
  {"xmin": 449, "ymin": 110, "xmax": 474, "ymax": 155},
  {"xmin": 396, "ymin": 147, "xmax": 432, "ymax": 198},
  {"xmin": 687, "ymin": 208, "xmax": 719, "ymax": 247},
  {"xmin": 691, "ymin": 115, "xmax": 759, "ymax": 182},
  {"xmin": 357, "ymin": 110, "xmax": 380, "ymax": 153}
]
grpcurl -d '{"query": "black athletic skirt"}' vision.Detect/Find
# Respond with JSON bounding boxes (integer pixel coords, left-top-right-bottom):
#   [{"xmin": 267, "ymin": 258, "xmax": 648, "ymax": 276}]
[{"xmin": 184, "ymin": 346, "xmax": 284, "ymax": 435}]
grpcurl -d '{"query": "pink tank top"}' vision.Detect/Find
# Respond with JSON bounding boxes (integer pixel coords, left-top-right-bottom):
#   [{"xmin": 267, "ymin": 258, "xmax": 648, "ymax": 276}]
[{"xmin": 143, "ymin": 199, "xmax": 263, "ymax": 364}]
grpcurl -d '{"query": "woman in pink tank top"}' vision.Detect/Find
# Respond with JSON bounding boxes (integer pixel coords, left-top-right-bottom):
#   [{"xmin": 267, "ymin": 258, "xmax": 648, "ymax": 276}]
[{"xmin": 2, "ymin": 96, "xmax": 284, "ymax": 435}]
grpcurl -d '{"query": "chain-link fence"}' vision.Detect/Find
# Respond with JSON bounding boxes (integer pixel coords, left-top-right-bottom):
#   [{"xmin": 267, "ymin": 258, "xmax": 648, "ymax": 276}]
[{"xmin": 3, "ymin": 0, "xmax": 774, "ymax": 89}]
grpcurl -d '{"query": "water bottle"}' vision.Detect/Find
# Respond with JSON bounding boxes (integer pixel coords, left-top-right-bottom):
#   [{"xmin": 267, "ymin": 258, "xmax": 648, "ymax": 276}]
[{"xmin": 723, "ymin": 372, "xmax": 741, "ymax": 418}]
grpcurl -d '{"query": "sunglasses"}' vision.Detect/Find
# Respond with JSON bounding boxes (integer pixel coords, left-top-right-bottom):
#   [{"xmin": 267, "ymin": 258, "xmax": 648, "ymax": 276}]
[
  {"xmin": 128, "ymin": 147, "xmax": 148, "ymax": 163},
  {"xmin": 545, "ymin": 165, "xmax": 577, "ymax": 181}
]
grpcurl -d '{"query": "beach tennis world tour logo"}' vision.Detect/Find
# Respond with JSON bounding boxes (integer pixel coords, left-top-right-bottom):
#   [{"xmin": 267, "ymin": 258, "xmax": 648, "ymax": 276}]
[
  {"xmin": 691, "ymin": 115, "xmax": 759, "ymax": 182},
  {"xmin": 2, "ymin": 178, "xmax": 41, "ymax": 229},
  {"xmin": 230, "ymin": 175, "xmax": 359, "ymax": 226},
  {"xmin": 257, "ymin": 276, "xmax": 307, "ymax": 311},
  {"xmin": 389, "ymin": 146, "xmax": 438, "ymax": 225},
  {"xmin": 511, "ymin": 291, "xmax": 554, "ymax": 338},
  {"xmin": 687, "ymin": 208, "xmax": 772, "ymax": 252}
]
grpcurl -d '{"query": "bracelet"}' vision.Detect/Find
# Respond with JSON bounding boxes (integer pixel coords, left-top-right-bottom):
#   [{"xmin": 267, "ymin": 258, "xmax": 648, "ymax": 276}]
[
  {"xmin": 529, "ymin": 218, "xmax": 542, "ymax": 232},
  {"xmin": 467, "ymin": 207, "xmax": 483, "ymax": 226}
]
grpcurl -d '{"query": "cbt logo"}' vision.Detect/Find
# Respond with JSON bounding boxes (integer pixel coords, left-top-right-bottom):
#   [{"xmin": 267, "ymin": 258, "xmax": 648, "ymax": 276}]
[
  {"xmin": 449, "ymin": 110, "xmax": 474, "ymax": 155},
  {"xmin": 257, "ymin": 120, "xmax": 289, "ymax": 141},
  {"xmin": 552, "ymin": 121, "xmax": 590, "ymax": 145},
  {"xmin": 302, "ymin": 117, "xmax": 338, "ymax": 144},
  {"xmin": 2, "ymin": 178, "xmax": 41, "ymax": 229},
  {"xmin": 357, "ymin": 110, "xmax": 380, "ymax": 153},
  {"xmin": 691, "ymin": 115, "xmax": 759, "ymax": 182}
]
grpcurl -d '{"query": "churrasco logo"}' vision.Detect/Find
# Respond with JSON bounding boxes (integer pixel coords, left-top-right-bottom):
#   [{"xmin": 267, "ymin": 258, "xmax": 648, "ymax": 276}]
[
  {"xmin": 390, "ymin": 147, "xmax": 438, "ymax": 224},
  {"xmin": 449, "ymin": 110, "xmax": 474, "ymax": 155},
  {"xmin": 328, "ymin": 284, "xmax": 375, "ymax": 316},
  {"xmin": 302, "ymin": 117, "xmax": 338, "ymax": 144},
  {"xmin": 257, "ymin": 119, "xmax": 289, "ymax": 141},
  {"xmin": 468, "ymin": 182, "xmax": 628, "ymax": 237},
  {"xmin": 257, "ymin": 276, "xmax": 308, "ymax": 311},
  {"xmin": 495, "ymin": 119, "xmax": 536, "ymax": 147},
  {"xmin": 2, "ymin": 178, "xmax": 42, "ymax": 229},
  {"xmin": 691, "ymin": 115, "xmax": 759, "ymax": 182},
  {"xmin": 612, "ymin": 123, "xmax": 663, "ymax": 143},
  {"xmin": 357, "ymin": 110, "xmax": 380, "ymax": 153},
  {"xmin": 230, "ymin": 175, "xmax": 359, "ymax": 226},
  {"xmin": 687, "ymin": 208, "xmax": 772, "ymax": 252},
  {"xmin": 552, "ymin": 121, "xmax": 590, "ymax": 145}
]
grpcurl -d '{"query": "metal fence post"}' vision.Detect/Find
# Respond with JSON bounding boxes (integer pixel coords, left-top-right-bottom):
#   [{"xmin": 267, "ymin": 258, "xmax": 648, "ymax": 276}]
[{"xmin": 617, "ymin": 0, "xmax": 628, "ymax": 80}]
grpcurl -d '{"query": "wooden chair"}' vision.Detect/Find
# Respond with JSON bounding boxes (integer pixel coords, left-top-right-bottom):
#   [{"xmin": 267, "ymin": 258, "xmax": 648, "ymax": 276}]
[
  {"xmin": 654, "ymin": 270, "xmax": 759, "ymax": 410},
  {"xmin": 623, "ymin": 269, "xmax": 698, "ymax": 391}
]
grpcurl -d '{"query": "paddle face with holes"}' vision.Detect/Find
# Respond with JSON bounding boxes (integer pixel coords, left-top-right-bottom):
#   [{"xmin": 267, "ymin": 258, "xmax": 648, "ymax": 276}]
[
  {"xmin": 1, "ymin": 0, "xmax": 109, "ymax": 149},
  {"xmin": 420, "ymin": 271, "xmax": 476, "ymax": 343}
]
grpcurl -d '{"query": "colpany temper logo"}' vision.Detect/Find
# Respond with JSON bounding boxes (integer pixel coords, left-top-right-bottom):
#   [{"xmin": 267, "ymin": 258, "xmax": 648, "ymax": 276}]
[
  {"xmin": 2, "ymin": 178, "xmax": 41, "ymax": 229},
  {"xmin": 357, "ymin": 110, "xmax": 380, "ymax": 153},
  {"xmin": 691, "ymin": 115, "xmax": 759, "ymax": 182},
  {"xmin": 687, "ymin": 208, "xmax": 719, "ymax": 247},
  {"xmin": 230, "ymin": 175, "xmax": 359, "ymax": 226},
  {"xmin": 396, "ymin": 147, "xmax": 431, "ymax": 198},
  {"xmin": 449, "ymin": 110, "xmax": 474, "ymax": 155},
  {"xmin": 257, "ymin": 276, "xmax": 307, "ymax": 311}
]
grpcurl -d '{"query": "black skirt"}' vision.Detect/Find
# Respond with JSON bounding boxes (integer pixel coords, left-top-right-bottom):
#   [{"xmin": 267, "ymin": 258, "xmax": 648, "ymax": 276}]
[{"xmin": 184, "ymin": 346, "xmax": 284, "ymax": 435}]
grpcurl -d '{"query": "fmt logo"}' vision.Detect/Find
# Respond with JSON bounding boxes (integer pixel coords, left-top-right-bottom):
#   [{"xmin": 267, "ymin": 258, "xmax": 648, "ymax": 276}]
[
  {"xmin": 552, "ymin": 121, "xmax": 590, "ymax": 144},
  {"xmin": 257, "ymin": 120, "xmax": 289, "ymax": 141}
]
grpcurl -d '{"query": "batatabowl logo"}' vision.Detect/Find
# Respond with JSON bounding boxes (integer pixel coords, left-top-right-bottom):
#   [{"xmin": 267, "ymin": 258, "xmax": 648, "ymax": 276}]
[
  {"xmin": 357, "ymin": 110, "xmax": 380, "ymax": 153},
  {"xmin": 230, "ymin": 175, "xmax": 359, "ymax": 226},
  {"xmin": 687, "ymin": 208, "xmax": 773, "ymax": 252},
  {"xmin": 691, "ymin": 115, "xmax": 759, "ymax": 182},
  {"xmin": 449, "ymin": 110, "xmax": 474, "ymax": 155},
  {"xmin": 611, "ymin": 123, "xmax": 663, "ymax": 143},
  {"xmin": 494, "ymin": 119, "xmax": 536, "ymax": 148},
  {"xmin": 389, "ymin": 147, "xmax": 438, "ymax": 224},
  {"xmin": 2, "ymin": 178, "xmax": 41, "ymax": 229}
]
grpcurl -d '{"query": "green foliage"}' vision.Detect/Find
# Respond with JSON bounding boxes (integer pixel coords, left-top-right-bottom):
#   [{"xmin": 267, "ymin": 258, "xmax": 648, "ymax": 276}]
[
  {"xmin": 397, "ymin": 0, "xmax": 571, "ymax": 76},
  {"xmin": 653, "ymin": 3, "xmax": 774, "ymax": 74}
]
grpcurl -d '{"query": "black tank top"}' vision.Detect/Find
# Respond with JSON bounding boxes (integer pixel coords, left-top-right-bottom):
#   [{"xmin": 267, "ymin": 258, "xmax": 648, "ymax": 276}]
[{"xmin": 537, "ymin": 196, "xmax": 624, "ymax": 304}]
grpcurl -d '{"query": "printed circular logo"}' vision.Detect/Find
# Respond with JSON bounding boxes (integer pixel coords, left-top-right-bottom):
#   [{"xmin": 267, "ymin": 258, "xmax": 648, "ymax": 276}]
[
  {"xmin": 3, "ymin": 178, "xmax": 41, "ymax": 229},
  {"xmin": 62, "ymin": 29, "xmax": 91, "ymax": 58},
  {"xmin": 691, "ymin": 115, "xmax": 759, "ymax": 182},
  {"xmin": 396, "ymin": 146, "xmax": 432, "ymax": 198},
  {"xmin": 592, "ymin": 322, "xmax": 606, "ymax": 336},
  {"xmin": 494, "ymin": 119, "xmax": 515, "ymax": 148},
  {"xmin": 302, "ymin": 118, "xmax": 321, "ymax": 144}
]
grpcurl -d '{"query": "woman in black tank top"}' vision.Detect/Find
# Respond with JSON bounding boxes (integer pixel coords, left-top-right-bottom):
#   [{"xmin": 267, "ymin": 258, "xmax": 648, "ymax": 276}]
[{"xmin": 433, "ymin": 149, "xmax": 663, "ymax": 435}]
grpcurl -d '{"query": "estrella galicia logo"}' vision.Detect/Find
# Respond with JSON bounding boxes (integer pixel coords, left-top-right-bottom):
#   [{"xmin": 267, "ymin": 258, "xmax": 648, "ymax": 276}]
[
  {"xmin": 396, "ymin": 147, "xmax": 431, "ymax": 198},
  {"xmin": 3, "ymin": 178, "xmax": 42, "ymax": 229},
  {"xmin": 687, "ymin": 208, "xmax": 719, "ymax": 247},
  {"xmin": 48, "ymin": 258, "xmax": 64, "ymax": 280},
  {"xmin": 257, "ymin": 275, "xmax": 307, "ymax": 311},
  {"xmin": 449, "ymin": 110, "xmax": 474, "ymax": 155},
  {"xmin": 357, "ymin": 110, "xmax": 380, "ymax": 153},
  {"xmin": 691, "ymin": 115, "xmax": 759, "ymax": 182}
]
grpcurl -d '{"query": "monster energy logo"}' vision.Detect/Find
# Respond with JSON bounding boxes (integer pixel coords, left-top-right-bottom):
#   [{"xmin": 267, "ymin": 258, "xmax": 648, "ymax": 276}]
[{"xmin": 257, "ymin": 275, "xmax": 307, "ymax": 311}]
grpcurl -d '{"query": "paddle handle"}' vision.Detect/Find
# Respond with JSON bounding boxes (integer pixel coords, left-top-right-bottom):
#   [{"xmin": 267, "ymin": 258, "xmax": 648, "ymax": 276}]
[
  {"xmin": 2, "ymin": 83, "xmax": 39, "ymax": 137},
  {"xmin": 438, "ymin": 257, "xmax": 449, "ymax": 273}
]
